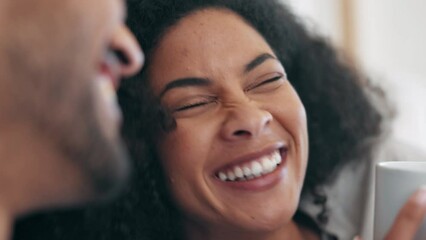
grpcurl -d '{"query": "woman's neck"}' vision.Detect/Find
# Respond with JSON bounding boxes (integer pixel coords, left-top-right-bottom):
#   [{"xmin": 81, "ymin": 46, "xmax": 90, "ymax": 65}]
[{"xmin": 185, "ymin": 220, "xmax": 319, "ymax": 240}]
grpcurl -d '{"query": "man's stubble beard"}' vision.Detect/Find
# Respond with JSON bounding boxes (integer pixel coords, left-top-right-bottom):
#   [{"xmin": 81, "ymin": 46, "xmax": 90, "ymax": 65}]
[
  {"xmin": 6, "ymin": 44, "xmax": 131, "ymax": 202},
  {"xmin": 50, "ymin": 86, "xmax": 131, "ymax": 199},
  {"xmin": 0, "ymin": 5, "xmax": 131, "ymax": 204}
]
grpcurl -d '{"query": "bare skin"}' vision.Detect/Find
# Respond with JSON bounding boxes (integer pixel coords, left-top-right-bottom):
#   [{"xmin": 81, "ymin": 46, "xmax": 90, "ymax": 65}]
[
  {"xmin": 354, "ymin": 188, "xmax": 426, "ymax": 240},
  {"xmin": 148, "ymin": 7, "xmax": 426, "ymax": 240},
  {"xmin": 0, "ymin": 0, "xmax": 143, "ymax": 239},
  {"xmin": 149, "ymin": 8, "xmax": 310, "ymax": 240}
]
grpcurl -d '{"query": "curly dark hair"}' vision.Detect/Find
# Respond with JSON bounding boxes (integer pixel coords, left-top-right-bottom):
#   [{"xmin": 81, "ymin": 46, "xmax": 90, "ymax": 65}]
[{"xmin": 13, "ymin": 0, "xmax": 384, "ymax": 239}]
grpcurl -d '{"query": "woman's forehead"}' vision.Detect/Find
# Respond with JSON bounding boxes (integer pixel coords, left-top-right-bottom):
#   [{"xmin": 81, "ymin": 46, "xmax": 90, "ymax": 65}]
[
  {"xmin": 157, "ymin": 9, "xmax": 271, "ymax": 54},
  {"xmin": 148, "ymin": 8, "xmax": 276, "ymax": 92}
]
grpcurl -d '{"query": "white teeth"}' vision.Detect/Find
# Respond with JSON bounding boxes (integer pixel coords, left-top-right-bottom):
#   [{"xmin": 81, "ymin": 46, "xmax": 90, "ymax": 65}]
[
  {"xmin": 234, "ymin": 166, "xmax": 244, "ymax": 178},
  {"xmin": 217, "ymin": 150, "xmax": 283, "ymax": 182},
  {"xmin": 270, "ymin": 163, "xmax": 277, "ymax": 172},
  {"xmin": 227, "ymin": 171, "xmax": 236, "ymax": 181},
  {"xmin": 261, "ymin": 157, "xmax": 275, "ymax": 174},
  {"xmin": 243, "ymin": 166, "xmax": 252, "ymax": 177},
  {"xmin": 251, "ymin": 162, "xmax": 262, "ymax": 177},
  {"xmin": 218, "ymin": 172, "xmax": 227, "ymax": 181},
  {"xmin": 274, "ymin": 151, "xmax": 282, "ymax": 165}
]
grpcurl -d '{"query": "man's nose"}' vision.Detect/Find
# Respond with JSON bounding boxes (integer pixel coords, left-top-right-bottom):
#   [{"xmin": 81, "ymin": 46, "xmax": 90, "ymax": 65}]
[
  {"xmin": 220, "ymin": 101, "xmax": 273, "ymax": 141},
  {"xmin": 110, "ymin": 25, "xmax": 144, "ymax": 78}
]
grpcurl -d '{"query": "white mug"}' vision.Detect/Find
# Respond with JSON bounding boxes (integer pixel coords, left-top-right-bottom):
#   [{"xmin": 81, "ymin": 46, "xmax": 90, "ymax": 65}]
[{"xmin": 374, "ymin": 161, "xmax": 426, "ymax": 240}]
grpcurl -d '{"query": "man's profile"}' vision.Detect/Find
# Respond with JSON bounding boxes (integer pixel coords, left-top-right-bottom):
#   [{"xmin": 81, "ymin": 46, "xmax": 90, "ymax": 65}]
[{"xmin": 0, "ymin": 0, "xmax": 143, "ymax": 239}]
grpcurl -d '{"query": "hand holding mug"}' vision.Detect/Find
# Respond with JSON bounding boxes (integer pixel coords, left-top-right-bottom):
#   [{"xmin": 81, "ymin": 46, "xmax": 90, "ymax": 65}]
[{"xmin": 374, "ymin": 162, "xmax": 426, "ymax": 240}]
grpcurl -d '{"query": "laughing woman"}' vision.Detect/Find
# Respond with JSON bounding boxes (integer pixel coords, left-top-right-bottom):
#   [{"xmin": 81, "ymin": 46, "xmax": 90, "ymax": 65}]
[
  {"xmin": 119, "ymin": 1, "xmax": 375, "ymax": 239},
  {"xmin": 139, "ymin": 7, "xmax": 310, "ymax": 240},
  {"xmin": 13, "ymin": 0, "xmax": 426, "ymax": 240}
]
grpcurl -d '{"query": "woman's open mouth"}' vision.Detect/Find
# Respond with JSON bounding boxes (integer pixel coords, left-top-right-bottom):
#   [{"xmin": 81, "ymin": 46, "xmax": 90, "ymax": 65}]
[{"xmin": 214, "ymin": 146, "xmax": 288, "ymax": 187}]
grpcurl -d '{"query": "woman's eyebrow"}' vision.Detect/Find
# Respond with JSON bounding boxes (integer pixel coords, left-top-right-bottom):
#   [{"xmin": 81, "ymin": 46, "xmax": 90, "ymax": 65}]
[
  {"xmin": 159, "ymin": 77, "xmax": 211, "ymax": 98},
  {"xmin": 244, "ymin": 53, "xmax": 277, "ymax": 73},
  {"xmin": 159, "ymin": 53, "xmax": 276, "ymax": 98}
]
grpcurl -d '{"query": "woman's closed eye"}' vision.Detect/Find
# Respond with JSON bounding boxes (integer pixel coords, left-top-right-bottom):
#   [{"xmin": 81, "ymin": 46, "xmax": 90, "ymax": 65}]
[
  {"xmin": 174, "ymin": 96, "xmax": 218, "ymax": 112},
  {"xmin": 246, "ymin": 74, "xmax": 285, "ymax": 93}
]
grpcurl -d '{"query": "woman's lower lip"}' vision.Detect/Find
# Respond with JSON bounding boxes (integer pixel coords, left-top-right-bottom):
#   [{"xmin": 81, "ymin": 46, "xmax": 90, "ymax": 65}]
[{"xmin": 213, "ymin": 158, "xmax": 287, "ymax": 191}]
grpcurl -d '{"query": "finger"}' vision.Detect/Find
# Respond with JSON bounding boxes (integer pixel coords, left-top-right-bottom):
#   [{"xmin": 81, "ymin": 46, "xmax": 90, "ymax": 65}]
[{"xmin": 385, "ymin": 187, "xmax": 426, "ymax": 240}]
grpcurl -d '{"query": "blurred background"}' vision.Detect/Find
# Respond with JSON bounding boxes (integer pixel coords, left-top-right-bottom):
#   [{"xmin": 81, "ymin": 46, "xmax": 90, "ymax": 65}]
[{"xmin": 283, "ymin": 0, "xmax": 426, "ymax": 151}]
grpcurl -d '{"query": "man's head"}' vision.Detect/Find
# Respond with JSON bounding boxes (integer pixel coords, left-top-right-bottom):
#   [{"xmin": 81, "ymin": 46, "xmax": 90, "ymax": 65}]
[{"xmin": 0, "ymin": 0, "xmax": 143, "ymax": 214}]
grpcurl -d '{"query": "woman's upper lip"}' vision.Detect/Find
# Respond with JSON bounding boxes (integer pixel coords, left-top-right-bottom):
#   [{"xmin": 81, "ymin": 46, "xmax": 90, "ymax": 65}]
[{"xmin": 212, "ymin": 141, "xmax": 286, "ymax": 174}]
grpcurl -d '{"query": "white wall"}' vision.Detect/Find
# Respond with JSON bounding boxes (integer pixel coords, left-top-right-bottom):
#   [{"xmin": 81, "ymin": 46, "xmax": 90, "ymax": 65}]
[
  {"xmin": 355, "ymin": 0, "xmax": 426, "ymax": 150},
  {"xmin": 283, "ymin": 0, "xmax": 343, "ymax": 48},
  {"xmin": 283, "ymin": 0, "xmax": 426, "ymax": 151}
]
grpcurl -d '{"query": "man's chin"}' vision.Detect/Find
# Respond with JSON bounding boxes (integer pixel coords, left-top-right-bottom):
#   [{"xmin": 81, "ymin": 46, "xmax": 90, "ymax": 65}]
[
  {"xmin": 84, "ymin": 79, "xmax": 131, "ymax": 200},
  {"xmin": 83, "ymin": 140, "xmax": 131, "ymax": 202},
  {"xmin": 58, "ymin": 113, "xmax": 131, "ymax": 204}
]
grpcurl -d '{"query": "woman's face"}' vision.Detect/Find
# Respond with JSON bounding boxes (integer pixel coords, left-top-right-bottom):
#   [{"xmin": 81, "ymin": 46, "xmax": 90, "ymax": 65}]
[{"xmin": 148, "ymin": 8, "xmax": 309, "ymax": 234}]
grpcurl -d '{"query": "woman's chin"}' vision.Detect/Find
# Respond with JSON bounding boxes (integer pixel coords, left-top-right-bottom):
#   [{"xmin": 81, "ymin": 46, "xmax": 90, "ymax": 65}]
[{"xmin": 210, "ymin": 202, "xmax": 297, "ymax": 235}]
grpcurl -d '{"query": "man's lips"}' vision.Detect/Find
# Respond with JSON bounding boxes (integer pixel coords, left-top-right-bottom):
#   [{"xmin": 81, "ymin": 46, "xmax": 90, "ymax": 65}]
[
  {"xmin": 92, "ymin": 50, "xmax": 124, "ymax": 130},
  {"xmin": 99, "ymin": 50, "xmax": 121, "ymax": 89}
]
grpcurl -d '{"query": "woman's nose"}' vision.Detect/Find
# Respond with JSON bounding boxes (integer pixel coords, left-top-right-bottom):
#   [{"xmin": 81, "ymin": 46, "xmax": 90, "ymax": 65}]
[
  {"xmin": 220, "ymin": 101, "xmax": 273, "ymax": 141},
  {"xmin": 110, "ymin": 25, "xmax": 144, "ymax": 78}
]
